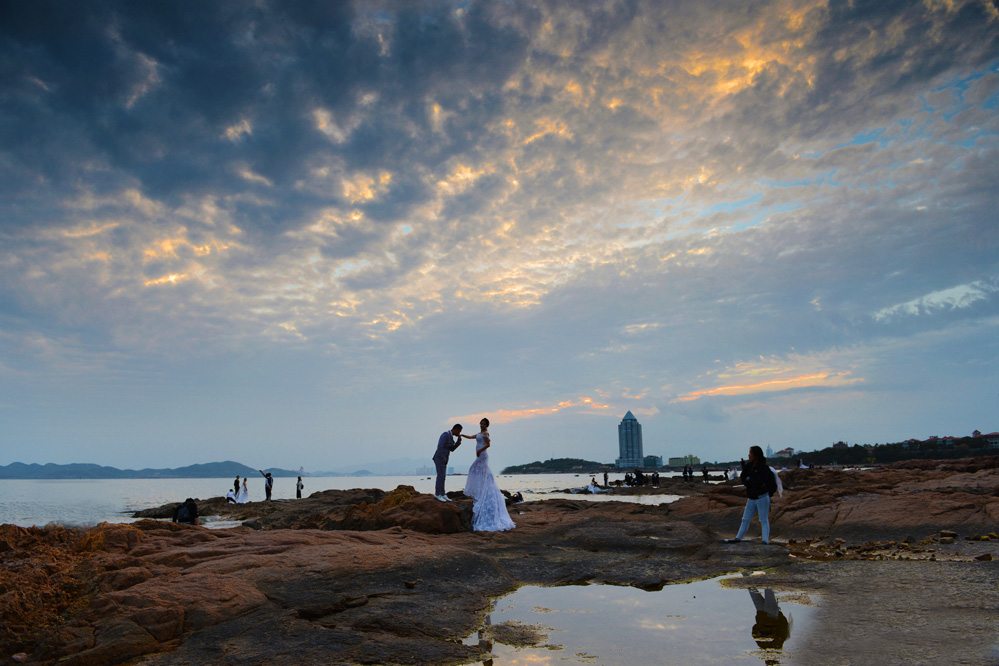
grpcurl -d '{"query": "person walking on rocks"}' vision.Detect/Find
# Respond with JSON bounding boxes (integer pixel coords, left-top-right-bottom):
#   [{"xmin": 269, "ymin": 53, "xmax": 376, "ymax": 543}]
[
  {"xmin": 433, "ymin": 424, "xmax": 464, "ymax": 501},
  {"xmin": 259, "ymin": 470, "xmax": 274, "ymax": 501},
  {"xmin": 725, "ymin": 446, "xmax": 778, "ymax": 544}
]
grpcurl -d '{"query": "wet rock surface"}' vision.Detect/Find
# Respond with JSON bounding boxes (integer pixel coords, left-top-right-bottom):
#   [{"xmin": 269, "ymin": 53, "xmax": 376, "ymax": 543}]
[{"xmin": 2, "ymin": 458, "xmax": 998, "ymax": 665}]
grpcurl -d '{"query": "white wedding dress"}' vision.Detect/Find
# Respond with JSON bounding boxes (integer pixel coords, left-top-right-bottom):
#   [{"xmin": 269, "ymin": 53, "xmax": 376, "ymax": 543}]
[
  {"xmin": 464, "ymin": 433, "xmax": 515, "ymax": 532},
  {"xmin": 236, "ymin": 483, "xmax": 249, "ymax": 504}
]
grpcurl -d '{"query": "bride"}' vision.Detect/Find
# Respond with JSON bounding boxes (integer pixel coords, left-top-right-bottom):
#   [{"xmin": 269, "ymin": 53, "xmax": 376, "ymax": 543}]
[
  {"xmin": 463, "ymin": 418, "xmax": 515, "ymax": 532},
  {"xmin": 236, "ymin": 478, "xmax": 249, "ymax": 504}
]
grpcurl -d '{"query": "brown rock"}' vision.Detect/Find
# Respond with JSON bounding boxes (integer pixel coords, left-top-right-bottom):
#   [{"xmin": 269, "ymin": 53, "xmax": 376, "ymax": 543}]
[
  {"xmin": 0, "ymin": 525, "xmax": 30, "ymax": 553},
  {"xmin": 974, "ymin": 553, "xmax": 993, "ymax": 561},
  {"xmin": 76, "ymin": 523, "xmax": 143, "ymax": 553},
  {"xmin": 97, "ymin": 566, "xmax": 155, "ymax": 592},
  {"xmin": 376, "ymin": 495, "xmax": 471, "ymax": 533},
  {"xmin": 670, "ymin": 464, "xmax": 999, "ymax": 542},
  {"xmin": 54, "ymin": 618, "xmax": 160, "ymax": 666},
  {"xmin": 32, "ymin": 625, "xmax": 95, "ymax": 661}
]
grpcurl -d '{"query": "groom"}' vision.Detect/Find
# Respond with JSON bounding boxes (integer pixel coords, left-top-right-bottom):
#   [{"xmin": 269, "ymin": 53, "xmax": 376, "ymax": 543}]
[{"xmin": 433, "ymin": 424, "xmax": 463, "ymax": 502}]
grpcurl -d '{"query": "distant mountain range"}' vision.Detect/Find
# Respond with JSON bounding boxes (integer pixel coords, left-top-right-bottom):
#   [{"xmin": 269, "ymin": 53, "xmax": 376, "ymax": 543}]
[{"xmin": 0, "ymin": 461, "xmax": 304, "ymax": 480}]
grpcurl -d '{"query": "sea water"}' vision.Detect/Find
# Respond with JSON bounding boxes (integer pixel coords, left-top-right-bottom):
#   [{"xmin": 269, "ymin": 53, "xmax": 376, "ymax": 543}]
[{"xmin": 0, "ymin": 474, "xmax": 683, "ymax": 528}]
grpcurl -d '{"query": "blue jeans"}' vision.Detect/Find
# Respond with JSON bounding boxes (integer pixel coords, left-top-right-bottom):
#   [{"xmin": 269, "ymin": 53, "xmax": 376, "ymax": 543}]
[{"xmin": 735, "ymin": 495, "xmax": 770, "ymax": 543}]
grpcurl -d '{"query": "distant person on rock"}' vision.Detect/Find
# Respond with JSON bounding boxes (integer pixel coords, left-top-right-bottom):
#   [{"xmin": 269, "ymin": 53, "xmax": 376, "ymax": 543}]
[
  {"xmin": 259, "ymin": 470, "xmax": 273, "ymax": 501},
  {"xmin": 234, "ymin": 475, "xmax": 240, "ymax": 495},
  {"xmin": 725, "ymin": 446, "xmax": 778, "ymax": 545},
  {"xmin": 296, "ymin": 476, "xmax": 304, "ymax": 499},
  {"xmin": 702, "ymin": 465, "xmax": 709, "ymax": 483},
  {"xmin": 433, "ymin": 424, "xmax": 464, "ymax": 501},
  {"xmin": 603, "ymin": 472, "xmax": 608, "ymax": 487},
  {"xmin": 237, "ymin": 478, "xmax": 249, "ymax": 503},
  {"xmin": 172, "ymin": 498, "xmax": 199, "ymax": 526},
  {"xmin": 226, "ymin": 489, "xmax": 237, "ymax": 504}
]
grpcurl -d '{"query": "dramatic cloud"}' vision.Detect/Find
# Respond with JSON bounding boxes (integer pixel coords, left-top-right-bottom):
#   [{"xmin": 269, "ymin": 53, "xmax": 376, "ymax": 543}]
[{"xmin": 1, "ymin": 0, "xmax": 996, "ymax": 470}]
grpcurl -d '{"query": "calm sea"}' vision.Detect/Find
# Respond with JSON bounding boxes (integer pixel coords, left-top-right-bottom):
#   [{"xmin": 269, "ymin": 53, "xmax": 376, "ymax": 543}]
[{"xmin": 0, "ymin": 473, "xmax": 682, "ymax": 528}]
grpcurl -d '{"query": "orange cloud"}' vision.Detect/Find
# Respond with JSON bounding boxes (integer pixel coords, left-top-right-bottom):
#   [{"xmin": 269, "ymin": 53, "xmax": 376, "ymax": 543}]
[
  {"xmin": 144, "ymin": 273, "xmax": 190, "ymax": 287},
  {"xmin": 451, "ymin": 395, "xmax": 612, "ymax": 425},
  {"xmin": 676, "ymin": 372, "xmax": 862, "ymax": 402}
]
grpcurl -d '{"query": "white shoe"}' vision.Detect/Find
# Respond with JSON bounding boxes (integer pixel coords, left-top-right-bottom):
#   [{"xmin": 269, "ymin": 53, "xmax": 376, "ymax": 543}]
[{"xmin": 435, "ymin": 495, "xmax": 448, "ymax": 502}]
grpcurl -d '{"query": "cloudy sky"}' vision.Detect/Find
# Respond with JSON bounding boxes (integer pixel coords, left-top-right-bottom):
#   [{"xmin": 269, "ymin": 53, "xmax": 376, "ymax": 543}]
[{"xmin": 1, "ymin": 0, "xmax": 997, "ymax": 473}]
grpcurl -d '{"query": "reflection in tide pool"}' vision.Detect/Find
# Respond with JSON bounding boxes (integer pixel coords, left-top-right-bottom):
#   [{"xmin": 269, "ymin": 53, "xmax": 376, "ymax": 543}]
[{"xmin": 466, "ymin": 576, "xmax": 816, "ymax": 665}]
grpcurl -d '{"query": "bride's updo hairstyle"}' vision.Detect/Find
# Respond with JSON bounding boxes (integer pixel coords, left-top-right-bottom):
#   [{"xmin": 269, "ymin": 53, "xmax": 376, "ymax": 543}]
[{"xmin": 480, "ymin": 418, "xmax": 490, "ymax": 428}]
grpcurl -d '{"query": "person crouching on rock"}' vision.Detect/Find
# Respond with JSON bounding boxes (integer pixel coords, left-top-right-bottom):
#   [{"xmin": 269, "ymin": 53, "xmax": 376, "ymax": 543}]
[
  {"xmin": 173, "ymin": 498, "xmax": 199, "ymax": 526},
  {"xmin": 725, "ymin": 446, "xmax": 777, "ymax": 544}
]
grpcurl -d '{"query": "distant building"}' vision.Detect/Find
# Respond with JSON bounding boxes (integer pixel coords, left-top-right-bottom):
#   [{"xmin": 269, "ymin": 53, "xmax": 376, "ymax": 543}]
[
  {"xmin": 766, "ymin": 445, "xmax": 774, "ymax": 458},
  {"xmin": 615, "ymin": 411, "xmax": 644, "ymax": 468},
  {"xmin": 643, "ymin": 455, "xmax": 663, "ymax": 469},
  {"xmin": 774, "ymin": 447, "xmax": 795, "ymax": 458},
  {"xmin": 668, "ymin": 455, "xmax": 700, "ymax": 467}
]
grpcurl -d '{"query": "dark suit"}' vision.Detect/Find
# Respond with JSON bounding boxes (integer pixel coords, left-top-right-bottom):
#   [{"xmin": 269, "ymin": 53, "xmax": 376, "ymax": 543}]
[{"xmin": 433, "ymin": 430, "xmax": 461, "ymax": 496}]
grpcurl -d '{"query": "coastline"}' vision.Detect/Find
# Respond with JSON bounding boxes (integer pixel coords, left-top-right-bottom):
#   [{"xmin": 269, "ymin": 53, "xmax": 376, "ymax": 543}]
[{"xmin": 2, "ymin": 458, "xmax": 998, "ymax": 665}]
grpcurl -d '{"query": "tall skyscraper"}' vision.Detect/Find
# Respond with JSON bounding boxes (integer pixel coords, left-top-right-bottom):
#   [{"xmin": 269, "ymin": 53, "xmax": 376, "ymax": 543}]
[{"xmin": 616, "ymin": 411, "xmax": 644, "ymax": 468}]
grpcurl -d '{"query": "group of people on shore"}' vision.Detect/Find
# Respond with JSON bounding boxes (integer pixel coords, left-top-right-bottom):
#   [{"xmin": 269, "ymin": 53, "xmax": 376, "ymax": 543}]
[
  {"xmin": 679, "ymin": 465, "xmax": 710, "ymax": 483},
  {"xmin": 176, "ymin": 470, "xmax": 308, "ymax": 525},
  {"xmin": 223, "ymin": 471, "xmax": 306, "ymax": 505}
]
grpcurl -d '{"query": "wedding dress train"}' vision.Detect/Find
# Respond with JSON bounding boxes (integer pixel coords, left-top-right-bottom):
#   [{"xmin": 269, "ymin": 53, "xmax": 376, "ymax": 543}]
[{"xmin": 464, "ymin": 434, "xmax": 515, "ymax": 532}]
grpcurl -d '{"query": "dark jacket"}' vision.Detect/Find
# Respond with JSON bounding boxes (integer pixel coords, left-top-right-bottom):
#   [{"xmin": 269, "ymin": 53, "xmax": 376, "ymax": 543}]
[
  {"xmin": 433, "ymin": 430, "xmax": 461, "ymax": 464},
  {"xmin": 740, "ymin": 462, "xmax": 777, "ymax": 500},
  {"xmin": 172, "ymin": 499, "xmax": 199, "ymax": 525}
]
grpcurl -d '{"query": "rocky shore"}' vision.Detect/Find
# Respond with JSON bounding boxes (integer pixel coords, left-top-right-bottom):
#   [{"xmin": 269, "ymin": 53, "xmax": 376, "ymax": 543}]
[{"xmin": 2, "ymin": 457, "xmax": 997, "ymax": 665}]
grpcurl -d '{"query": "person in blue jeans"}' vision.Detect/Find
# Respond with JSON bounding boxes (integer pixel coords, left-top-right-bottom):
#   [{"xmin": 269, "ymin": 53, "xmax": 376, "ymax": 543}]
[{"xmin": 725, "ymin": 445, "xmax": 778, "ymax": 544}]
